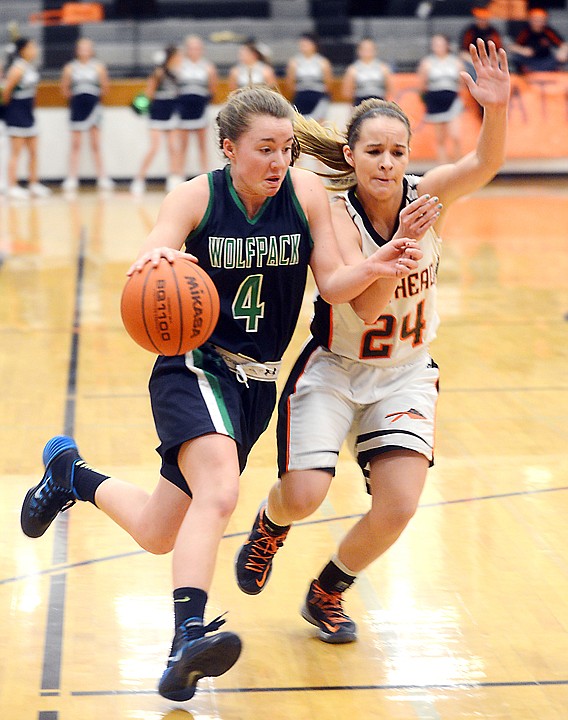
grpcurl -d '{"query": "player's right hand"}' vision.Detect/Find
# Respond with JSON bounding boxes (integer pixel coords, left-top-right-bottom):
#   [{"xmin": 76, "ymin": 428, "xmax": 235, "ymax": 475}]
[{"xmin": 127, "ymin": 248, "xmax": 198, "ymax": 276}]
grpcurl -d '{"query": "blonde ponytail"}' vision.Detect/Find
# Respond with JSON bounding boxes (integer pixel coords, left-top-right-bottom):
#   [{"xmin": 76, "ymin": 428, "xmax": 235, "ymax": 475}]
[{"xmin": 293, "ymin": 113, "xmax": 356, "ymax": 190}]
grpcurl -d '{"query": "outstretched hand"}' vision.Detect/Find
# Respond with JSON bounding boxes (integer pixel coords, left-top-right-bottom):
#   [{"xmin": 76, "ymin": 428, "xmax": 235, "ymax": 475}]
[{"xmin": 461, "ymin": 39, "xmax": 510, "ymax": 109}]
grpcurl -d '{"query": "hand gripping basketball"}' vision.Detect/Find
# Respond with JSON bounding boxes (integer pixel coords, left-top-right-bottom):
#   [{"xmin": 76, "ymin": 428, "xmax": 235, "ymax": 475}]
[{"xmin": 120, "ymin": 257, "xmax": 220, "ymax": 355}]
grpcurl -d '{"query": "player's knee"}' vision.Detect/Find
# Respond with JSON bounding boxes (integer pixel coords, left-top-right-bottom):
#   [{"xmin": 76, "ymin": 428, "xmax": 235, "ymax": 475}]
[
  {"xmin": 281, "ymin": 486, "xmax": 324, "ymax": 520},
  {"xmin": 139, "ymin": 532, "xmax": 176, "ymax": 555},
  {"xmin": 212, "ymin": 486, "xmax": 239, "ymax": 520},
  {"xmin": 379, "ymin": 499, "xmax": 418, "ymax": 533},
  {"xmin": 193, "ymin": 479, "xmax": 239, "ymax": 520}
]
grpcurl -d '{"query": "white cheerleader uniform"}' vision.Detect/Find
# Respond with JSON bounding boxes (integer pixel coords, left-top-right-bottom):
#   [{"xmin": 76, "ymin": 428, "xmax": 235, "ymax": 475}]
[
  {"xmin": 277, "ymin": 175, "xmax": 442, "ymax": 485},
  {"xmin": 234, "ymin": 62, "xmax": 269, "ymax": 88},
  {"xmin": 149, "ymin": 69, "xmax": 179, "ymax": 130},
  {"xmin": 292, "ymin": 53, "xmax": 329, "ymax": 119},
  {"xmin": 352, "ymin": 59, "xmax": 388, "ymax": 104},
  {"xmin": 68, "ymin": 59, "xmax": 103, "ymax": 131},
  {"xmin": 5, "ymin": 58, "xmax": 40, "ymax": 138},
  {"xmin": 177, "ymin": 58, "xmax": 212, "ymax": 130},
  {"xmin": 423, "ymin": 54, "xmax": 463, "ymax": 123}
]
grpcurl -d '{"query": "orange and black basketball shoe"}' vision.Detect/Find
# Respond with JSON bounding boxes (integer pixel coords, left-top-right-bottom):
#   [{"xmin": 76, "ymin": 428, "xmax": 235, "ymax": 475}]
[
  {"xmin": 301, "ymin": 579, "xmax": 357, "ymax": 643},
  {"xmin": 235, "ymin": 505, "xmax": 289, "ymax": 595}
]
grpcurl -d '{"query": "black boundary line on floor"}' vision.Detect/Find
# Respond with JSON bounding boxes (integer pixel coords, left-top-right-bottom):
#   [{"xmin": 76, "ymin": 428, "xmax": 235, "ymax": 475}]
[
  {"xmin": 37, "ymin": 226, "xmax": 87, "ymax": 719},
  {"xmin": 4, "ymin": 483, "xmax": 567, "ymax": 589},
  {"xmin": 67, "ymin": 677, "xmax": 568, "ymax": 697}
]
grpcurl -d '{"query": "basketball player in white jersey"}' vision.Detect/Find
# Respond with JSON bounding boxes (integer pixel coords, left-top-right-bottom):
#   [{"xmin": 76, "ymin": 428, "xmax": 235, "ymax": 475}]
[{"xmin": 236, "ymin": 40, "xmax": 510, "ymax": 643}]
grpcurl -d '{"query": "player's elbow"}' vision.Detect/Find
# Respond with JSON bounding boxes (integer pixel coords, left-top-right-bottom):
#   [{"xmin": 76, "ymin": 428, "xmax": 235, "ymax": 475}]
[{"xmin": 350, "ymin": 298, "xmax": 379, "ymax": 325}]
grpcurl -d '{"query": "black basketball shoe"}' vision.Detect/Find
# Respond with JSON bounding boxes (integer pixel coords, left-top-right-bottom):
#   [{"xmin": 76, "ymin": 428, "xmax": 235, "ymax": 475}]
[
  {"xmin": 158, "ymin": 615, "xmax": 242, "ymax": 702},
  {"xmin": 20, "ymin": 436, "xmax": 82, "ymax": 538},
  {"xmin": 235, "ymin": 505, "xmax": 289, "ymax": 595},
  {"xmin": 301, "ymin": 579, "xmax": 357, "ymax": 644}
]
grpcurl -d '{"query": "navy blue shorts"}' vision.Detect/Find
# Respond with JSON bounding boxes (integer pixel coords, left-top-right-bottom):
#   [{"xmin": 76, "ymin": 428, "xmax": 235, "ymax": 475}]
[
  {"xmin": 293, "ymin": 90, "xmax": 329, "ymax": 117},
  {"xmin": 178, "ymin": 93, "xmax": 209, "ymax": 129},
  {"xmin": 5, "ymin": 97, "xmax": 36, "ymax": 137},
  {"xmin": 70, "ymin": 93, "xmax": 101, "ymax": 129},
  {"xmin": 149, "ymin": 344, "xmax": 277, "ymax": 496},
  {"xmin": 149, "ymin": 97, "xmax": 178, "ymax": 129}
]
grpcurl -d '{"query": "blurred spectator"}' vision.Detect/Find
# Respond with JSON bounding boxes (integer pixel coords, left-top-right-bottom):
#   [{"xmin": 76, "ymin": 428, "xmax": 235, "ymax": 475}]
[
  {"xmin": 286, "ymin": 33, "xmax": 332, "ymax": 122},
  {"xmin": 228, "ymin": 41, "xmax": 276, "ymax": 91},
  {"xmin": 2, "ymin": 38, "xmax": 51, "ymax": 200},
  {"xmin": 177, "ymin": 35, "xmax": 217, "ymax": 176},
  {"xmin": 459, "ymin": 7, "xmax": 503, "ymax": 77},
  {"xmin": 130, "ymin": 45, "xmax": 183, "ymax": 195},
  {"xmin": 60, "ymin": 38, "xmax": 114, "ymax": 193},
  {"xmin": 342, "ymin": 38, "xmax": 392, "ymax": 106},
  {"xmin": 509, "ymin": 8, "xmax": 568, "ymax": 73},
  {"xmin": 0, "ymin": 59, "xmax": 6, "ymax": 194},
  {"xmin": 418, "ymin": 34, "xmax": 464, "ymax": 163}
]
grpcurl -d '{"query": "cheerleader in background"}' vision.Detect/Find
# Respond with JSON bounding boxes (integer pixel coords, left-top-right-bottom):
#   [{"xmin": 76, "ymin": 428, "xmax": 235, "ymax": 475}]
[
  {"xmin": 418, "ymin": 34, "xmax": 465, "ymax": 163},
  {"xmin": 177, "ymin": 35, "xmax": 217, "ymax": 177},
  {"xmin": 342, "ymin": 38, "xmax": 392, "ymax": 106},
  {"xmin": 130, "ymin": 45, "xmax": 183, "ymax": 195},
  {"xmin": 60, "ymin": 38, "xmax": 114, "ymax": 193},
  {"xmin": 286, "ymin": 33, "xmax": 332, "ymax": 123},
  {"xmin": 2, "ymin": 38, "xmax": 51, "ymax": 200},
  {"xmin": 228, "ymin": 41, "xmax": 276, "ymax": 91},
  {"xmin": 0, "ymin": 59, "xmax": 7, "ymax": 194}
]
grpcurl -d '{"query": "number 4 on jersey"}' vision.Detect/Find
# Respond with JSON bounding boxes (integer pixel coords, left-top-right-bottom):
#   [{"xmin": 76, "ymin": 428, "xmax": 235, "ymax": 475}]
[{"xmin": 232, "ymin": 274, "xmax": 265, "ymax": 332}]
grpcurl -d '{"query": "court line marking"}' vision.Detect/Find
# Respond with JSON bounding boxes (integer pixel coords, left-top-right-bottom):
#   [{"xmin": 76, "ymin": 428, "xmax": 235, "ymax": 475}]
[
  {"xmin": 66, "ymin": 677, "xmax": 568, "ymax": 696},
  {"xmin": 4, "ymin": 484, "xmax": 568, "ymax": 588},
  {"xmin": 37, "ymin": 226, "xmax": 88, "ymax": 719}
]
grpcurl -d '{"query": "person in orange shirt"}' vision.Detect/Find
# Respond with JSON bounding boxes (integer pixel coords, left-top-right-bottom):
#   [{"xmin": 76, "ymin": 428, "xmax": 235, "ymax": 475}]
[
  {"xmin": 509, "ymin": 8, "xmax": 568, "ymax": 73},
  {"xmin": 459, "ymin": 6, "xmax": 503, "ymax": 78}
]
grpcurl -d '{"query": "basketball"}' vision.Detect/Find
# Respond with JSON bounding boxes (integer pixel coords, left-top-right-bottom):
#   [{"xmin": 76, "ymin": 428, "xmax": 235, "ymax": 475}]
[{"xmin": 120, "ymin": 257, "xmax": 220, "ymax": 356}]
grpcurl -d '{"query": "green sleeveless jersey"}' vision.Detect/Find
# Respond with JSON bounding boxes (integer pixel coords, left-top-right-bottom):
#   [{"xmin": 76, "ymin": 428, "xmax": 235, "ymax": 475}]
[{"xmin": 185, "ymin": 166, "xmax": 313, "ymax": 362}]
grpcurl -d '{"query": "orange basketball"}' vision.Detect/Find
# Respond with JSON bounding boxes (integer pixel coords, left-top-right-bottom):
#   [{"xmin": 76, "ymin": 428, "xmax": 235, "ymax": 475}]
[{"xmin": 120, "ymin": 257, "xmax": 220, "ymax": 356}]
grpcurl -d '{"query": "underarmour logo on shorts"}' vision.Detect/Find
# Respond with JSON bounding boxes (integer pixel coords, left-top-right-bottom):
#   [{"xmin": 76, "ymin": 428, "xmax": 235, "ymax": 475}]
[{"xmin": 385, "ymin": 408, "xmax": 427, "ymax": 423}]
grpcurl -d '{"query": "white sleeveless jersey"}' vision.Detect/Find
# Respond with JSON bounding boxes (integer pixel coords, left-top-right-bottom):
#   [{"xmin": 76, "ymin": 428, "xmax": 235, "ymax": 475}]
[
  {"xmin": 425, "ymin": 54, "xmax": 461, "ymax": 93},
  {"xmin": 294, "ymin": 54, "xmax": 326, "ymax": 93},
  {"xmin": 70, "ymin": 59, "xmax": 101, "ymax": 97},
  {"xmin": 11, "ymin": 59, "xmax": 39, "ymax": 100},
  {"xmin": 178, "ymin": 58, "xmax": 211, "ymax": 96},
  {"xmin": 234, "ymin": 62, "xmax": 267, "ymax": 88},
  {"xmin": 311, "ymin": 176, "xmax": 441, "ymax": 368},
  {"xmin": 353, "ymin": 59, "xmax": 387, "ymax": 99}
]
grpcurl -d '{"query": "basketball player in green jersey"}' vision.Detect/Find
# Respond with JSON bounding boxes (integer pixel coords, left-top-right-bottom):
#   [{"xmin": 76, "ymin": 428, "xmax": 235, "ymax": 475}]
[{"xmin": 20, "ymin": 86, "xmax": 431, "ymax": 702}]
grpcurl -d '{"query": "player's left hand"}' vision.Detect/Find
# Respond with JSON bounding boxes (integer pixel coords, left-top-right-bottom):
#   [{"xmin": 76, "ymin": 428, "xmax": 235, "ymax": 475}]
[
  {"xmin": 461, "ymin": 39, "xmax": 510, "ymax": 109},
  {"xmin": 395, "ymin": 194, "xmax": 442, "ymax": 240}
]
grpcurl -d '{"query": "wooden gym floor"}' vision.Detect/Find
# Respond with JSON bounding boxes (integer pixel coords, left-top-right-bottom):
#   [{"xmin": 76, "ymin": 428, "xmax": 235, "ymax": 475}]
[{"xmin": 1, "ymin": 177, "xmax": 567, "ymax": 720}]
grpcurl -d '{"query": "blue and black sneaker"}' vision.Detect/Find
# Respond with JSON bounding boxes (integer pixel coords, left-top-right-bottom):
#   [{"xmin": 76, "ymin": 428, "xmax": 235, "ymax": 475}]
[
  {"xmin": 158, "ymin": 614, "xmax": 242, "ymax": 702},
  {"xmin": 20, "ymin": 436, "xmax": 81, "ymax": 538},
  {"xmin": 301, "ymin": 579, "xmax": 357, "ymax": 644}
]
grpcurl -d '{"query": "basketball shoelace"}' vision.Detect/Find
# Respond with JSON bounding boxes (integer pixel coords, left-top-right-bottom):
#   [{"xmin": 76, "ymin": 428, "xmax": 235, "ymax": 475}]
[
  {"xmin": 309, "ymin": 582, "xmax": 351, "ymax": 630},
  {"xmin": 31, "ymin": 477, "xmax": 76, "ymax": 517},
  {"xmin": 244, "ymin": 524, "xmax": 288, "ymax": 573}
]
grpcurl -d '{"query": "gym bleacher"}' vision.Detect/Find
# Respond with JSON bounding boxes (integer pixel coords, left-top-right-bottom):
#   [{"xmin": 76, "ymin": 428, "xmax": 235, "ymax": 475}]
[{"xmin": 2, "ymin": 0, "xmax": 566, "ymax": 78}]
